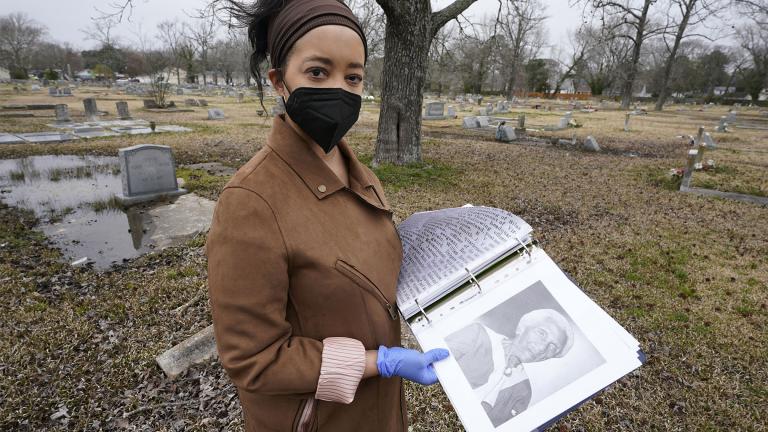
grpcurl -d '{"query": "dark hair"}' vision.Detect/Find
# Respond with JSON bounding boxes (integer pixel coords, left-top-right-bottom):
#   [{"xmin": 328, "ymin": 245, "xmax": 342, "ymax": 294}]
[{"xmin": 220, "ymin": 0, "xmax": 287, "ymax": 112}]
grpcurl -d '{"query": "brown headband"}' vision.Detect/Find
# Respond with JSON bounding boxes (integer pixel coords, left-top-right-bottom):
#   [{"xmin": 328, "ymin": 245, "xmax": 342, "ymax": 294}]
[{"xmin": 267, "ymin": 0, "xmax": 368, "ymax": 70}]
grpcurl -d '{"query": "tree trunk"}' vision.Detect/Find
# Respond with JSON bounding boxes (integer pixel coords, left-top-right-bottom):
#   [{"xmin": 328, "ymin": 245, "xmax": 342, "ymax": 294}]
[
  {"xmin": 620, "ymin": 0, "xmax": 652, "ymax": 110},
  {"xmin": 374, "ymin": 0, "xmax": 477, "ymax": 166},
  {"xmin": 373, "ymin": 4, "xmax": 432, "ymax": 166},
  {"xmin": 655, "ymin": 0, "xmax": 695, "ymax": 111}
]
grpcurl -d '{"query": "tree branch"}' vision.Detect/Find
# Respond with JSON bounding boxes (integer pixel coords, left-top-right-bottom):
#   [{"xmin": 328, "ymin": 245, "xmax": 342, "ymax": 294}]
[{"xmin": 431, "ymin": 0, "xmax": 479, "ymax": 35}]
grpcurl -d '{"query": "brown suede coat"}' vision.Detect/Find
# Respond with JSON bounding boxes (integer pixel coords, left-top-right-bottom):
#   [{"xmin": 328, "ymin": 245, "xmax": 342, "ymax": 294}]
[{"xmin": 206, "ymin": 114, "xmax": 406, "ymax": 431}]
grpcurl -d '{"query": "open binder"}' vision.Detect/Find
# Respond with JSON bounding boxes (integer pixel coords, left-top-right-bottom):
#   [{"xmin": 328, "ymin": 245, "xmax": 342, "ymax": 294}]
[{"xmin": 396, "ymin": 205, "xmax": 644, "ymax": 432}]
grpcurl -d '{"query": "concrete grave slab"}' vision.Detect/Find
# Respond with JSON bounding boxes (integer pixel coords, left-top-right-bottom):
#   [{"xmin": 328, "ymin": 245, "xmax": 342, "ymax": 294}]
[
  {"xmin": 17, "ymin": 132, "xmax": 79, "ymax": 143},
  {"xmin": 0, "ymin": 134, "xmax": 25, "ymax": 144}
]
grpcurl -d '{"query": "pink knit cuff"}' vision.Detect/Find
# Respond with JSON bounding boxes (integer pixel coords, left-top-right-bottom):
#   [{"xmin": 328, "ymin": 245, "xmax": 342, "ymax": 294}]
[{"xmin": 315, "ymin": 337, "xmax": 366, "ymax": 404}]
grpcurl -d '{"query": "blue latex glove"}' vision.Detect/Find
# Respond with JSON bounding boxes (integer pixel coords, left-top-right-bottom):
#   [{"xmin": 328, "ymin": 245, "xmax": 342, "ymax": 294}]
[{"xmin": 377, "ymin": 346, "xmax": 450, "ymax": 385}]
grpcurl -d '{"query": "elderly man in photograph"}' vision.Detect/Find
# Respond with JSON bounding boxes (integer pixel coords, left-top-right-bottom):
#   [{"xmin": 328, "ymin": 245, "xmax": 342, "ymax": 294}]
[{"xmin": 445, "ymin": 309, "xmax": 574, "ymax": 427}]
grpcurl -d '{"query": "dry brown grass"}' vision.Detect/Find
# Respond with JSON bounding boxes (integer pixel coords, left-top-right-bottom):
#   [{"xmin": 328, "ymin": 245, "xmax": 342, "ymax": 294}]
[{"xmin": 1, "ymin": 85, "xmax": 766, "ymax": 431}]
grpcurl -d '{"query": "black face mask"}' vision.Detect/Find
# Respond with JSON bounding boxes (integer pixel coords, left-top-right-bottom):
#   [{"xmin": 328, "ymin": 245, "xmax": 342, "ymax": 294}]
[{"xmin": 282, "ymin": 83, "xmax": 362, "ymax": 154}]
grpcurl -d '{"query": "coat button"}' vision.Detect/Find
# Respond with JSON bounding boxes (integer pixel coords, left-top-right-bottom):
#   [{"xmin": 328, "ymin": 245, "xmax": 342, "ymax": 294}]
[{"xmin": 317, "ymin": 184, "xmax": 327, "ymax": 193}]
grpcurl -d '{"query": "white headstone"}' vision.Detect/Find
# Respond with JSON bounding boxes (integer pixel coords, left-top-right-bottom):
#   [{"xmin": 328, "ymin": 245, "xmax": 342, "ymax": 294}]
[
  {"xmin": 716, "ymin": 117, "xmax": 728, "ymax": 132},
  {"xmin": 447, "ymin": 106, "xmax": 457, "ymax": 118},
  {"xmin": 207, "ymin": 108, "xmax": 225, "ymax": 120},
  {"xmin": 702, "ymin": 132, "xmax": 717, "ymax": 149},
  {"xmin": 116, "ymin": 144, "xmax": 187, "ymax": 205},
  {"xmin": 583, "ymin": 136, "xmax": 601, "ymax": 152},
  {"xmin": 477, "ymin": 116, "xmax": 490, "ymax": 128}
]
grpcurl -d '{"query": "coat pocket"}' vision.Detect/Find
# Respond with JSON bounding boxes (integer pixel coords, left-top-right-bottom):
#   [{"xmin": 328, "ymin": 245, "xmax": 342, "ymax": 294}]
[{"xmin": 335, "ymin": 259, "xmax": 398, "ymax": 321}]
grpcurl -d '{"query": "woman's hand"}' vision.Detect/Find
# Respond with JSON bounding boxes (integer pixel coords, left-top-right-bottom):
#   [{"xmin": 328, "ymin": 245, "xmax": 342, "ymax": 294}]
[{"xmin": 374, "ymin": 346, "xmax": 450, "ymax": 385}]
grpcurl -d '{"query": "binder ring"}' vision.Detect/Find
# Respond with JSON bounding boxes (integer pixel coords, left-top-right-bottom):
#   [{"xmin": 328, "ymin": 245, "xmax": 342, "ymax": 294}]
[
  {"xmin": 465, "ymin": 267, "xmax": 483, "ymax": 294},
  {"xmin": 516, "ymin": 236, "xmax": 532, "ymax": 261},
  {"xmin": 414, "ymin": 298, "xmax": 431, "ymax": 324}
]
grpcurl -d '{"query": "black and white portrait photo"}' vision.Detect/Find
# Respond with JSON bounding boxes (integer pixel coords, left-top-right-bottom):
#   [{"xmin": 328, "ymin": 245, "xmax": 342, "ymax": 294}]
[{"xmin": 445, "ymin": 281, "xmax": 605, "ymax": 428}]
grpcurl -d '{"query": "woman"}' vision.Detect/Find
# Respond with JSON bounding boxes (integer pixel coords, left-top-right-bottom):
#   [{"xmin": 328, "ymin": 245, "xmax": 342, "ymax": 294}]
[{"xmin": 206, "ymin": 1, "xmax": 449, "ymax": 430}]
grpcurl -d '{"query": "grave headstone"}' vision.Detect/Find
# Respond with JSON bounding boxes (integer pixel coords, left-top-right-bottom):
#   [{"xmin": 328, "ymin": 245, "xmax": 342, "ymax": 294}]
[
  {"xmin": 207, "ymin": 108, "xmax": 225, "ymax": 120},
  {"xmin": 558, "ymin": 112, "xmax": 573, "ymax": 129},
  {"xmin": 486, "ymin": 103, "xmax": 494, "ymax": 114},
  {"xmin": 495, "ymin": 125, "xmax": 516, "ymax": 142},
  {"xmin": 447, "ymin": 105, "xmax": 457, "ymax": 118},
  {"xmin": 237, "ymin": 92, "xmax": 244, "ymax": 103},
  {"xmin": 197, "ymin": 99, "xmax": 208, "ymax": 107},
  {"xmin": 54, "ymin": 104, "xmax": 72, "ymax": 123},
  {"xmin": 116, "ymin": 144, "xmax": 188, "ymax": 206},
  {"xmin": 726, "ymin": 111, "xmax": 736, "ymax": 123},
  {"xmin": 583, "ymin": 136, "xmax": 600, "ymax": 152},
  {"xmin": 48, "ymin": 87, "xmax": 58, "ymax": 96},
  {"xmin": 176, "ymin": 88, "xmax": 184, "ymax": 95},
  {"xmin": 83, "ymin": 98, "xmax": 99, "ymax": 122},
  {"xmin": 702, "ymin": 132, "xmax": 717, "ymax": 149},
  {"xmin": 477, "ymin": 116, "xmax": 490, "ymax": 128},
  {"xmin": 462, "ymin": 116, "xmax": 479, "ymax": 129},
  {"xmin": 424, "ymin": 102, "xmax": 446, "ymax": 120},
  {"xmin": 624, "ymin": 113, "xmax": 631, "ymax": 132},
  {"xmin": 116, "ymin": 101, "xmax": 131, "ymax": 120},
  {"xmin": 517, "ymin": 114, "xmax": 526, "ymax": 130},
  {"xmin": 31, "ymin": 84, "xmax": 40, "ymax": 91},
  {"xmin": 716, "ymin": 116, "xmax": 728, "ymax": 132},
  {"xmin": 185, "ymin": 99, "xmax": 199, "ymax": 107},
  {"xmin": 61, "ymin": 87, "xmax": 72, "ymax": 96},
  {"xmin": 143, "ymin": 99, "xmax": 159, "ymax": 109}
]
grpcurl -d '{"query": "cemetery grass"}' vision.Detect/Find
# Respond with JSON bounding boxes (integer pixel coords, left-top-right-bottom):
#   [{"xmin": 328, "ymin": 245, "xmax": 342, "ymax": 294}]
[{"xmin": 1, "ymin": 89, "xmax": 767, "ymax": 430}]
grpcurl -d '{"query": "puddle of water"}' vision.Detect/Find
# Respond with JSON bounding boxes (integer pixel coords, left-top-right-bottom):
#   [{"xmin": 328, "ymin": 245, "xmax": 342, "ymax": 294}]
[{"xmin": 0, "ymin": 155, "xmax": 214, "ymax": 270}]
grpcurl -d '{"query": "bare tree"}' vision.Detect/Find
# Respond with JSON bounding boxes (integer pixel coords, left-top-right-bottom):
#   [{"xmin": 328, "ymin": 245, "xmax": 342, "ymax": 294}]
[
  {"xmin": 0, "ymin": 12, "xmax": 46, "ymax": 77},
  {"xmin": 588, "ymin": 0, "xmax": 667, "ymax": 109},
  {"xmin": 157, "ymin": 20, "xmax": 187, "ymax": 85},
  {"xmin": 736, "ymin": 24, "xmax": 768, "ymax": 101},
  {"xmin": 552, "ymin": 27, "xmax": 593, "ymax": 96},
  {"xmin": 733, "ymin": 0, "xmax": 768, "ymax": 25},
  {"xmin": 81, "ymin": 16, "xmax": 120, "ymax": 47},
  {"xmin": 498, "ymin": 0, "xmax": 548, "ymax": 99},
  {"xmin": 187, "ymin": 17, "xmax": 218, "ymax": 85},
  {"xmin": 654, "ymin": 0, "xmax": 725, "ymax": 111},
  {"xmin": 134, "ymin": 24, "xmax": 173, "ymax": 107}
]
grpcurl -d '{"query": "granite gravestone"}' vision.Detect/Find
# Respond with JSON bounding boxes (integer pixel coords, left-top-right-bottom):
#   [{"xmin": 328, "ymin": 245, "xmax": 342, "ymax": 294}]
[
  {"xmin": 716, "ymin": 116, "xmax": 728, "ymax": 132},
  {"xmin": 447, "ymin": 106, "xmax": 457, "ymax": 118},
  {"xmin": 116, "ymin": 144, "xmax": 188, "ymax": 205},
  {"xmin": 423, "ymin": 102, "xmax": 446, "ymax": 120},
  {"xmin": 197, "ymin": 99, "xmax": 208, "ymax": 107},
  {"xmin": 185, "ymin": 99, "xmax": 199, "ymax": 107},
  {"xmin": 207, "ymin": 108, "xmax": 225, "ymax": 120},
  {"xmin": 116, "ymin": 101, "xmax": 132, "ymax": 120},
  {"xmin": 61, "ymin": 87, "xmax": 72, "ymax": 96},
  {"xmin": 703, "ymin": 132, "xmax": 717, "ymax": 149},
  {"xmin": 495, "ymin": 125, "xmax": 516, "ymax": 142},
  {"xmin": 48, "ymin": 87, "xmax": 58, "ymax": 96},
  {"xmin": 55, "ymin": 104, "xmax": 72, "ymax": 123},
  {"xmin": 83, "ymin": 98, "xmax": 99, "ymax": 122},
  {"xmin": 143, "ymin": 99, "xmax": 159, "ymax": 109},
  {"xmin": 477, "ymin": 116, "xmax": 490, "ymax": 127},
  {"xmin": 462, "ymin": 116, "xmax": 479, "ymax": 129}
]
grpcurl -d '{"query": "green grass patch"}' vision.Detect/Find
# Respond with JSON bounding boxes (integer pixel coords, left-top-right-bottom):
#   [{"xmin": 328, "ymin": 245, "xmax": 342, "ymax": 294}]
[
  {"xmin": 175, "ymin": 167, "xmax": 229, "ymax": 199},
  {"xmin": 357, "ymin": 154, "xmax": 460, "ymax": 191},
  {"xmin": 88, "ymin": 196, "xmax": 124, "ymax": 213},
  {"xmin": 622, "ymin": 239, "xmax": 698, "ymax": 300}
]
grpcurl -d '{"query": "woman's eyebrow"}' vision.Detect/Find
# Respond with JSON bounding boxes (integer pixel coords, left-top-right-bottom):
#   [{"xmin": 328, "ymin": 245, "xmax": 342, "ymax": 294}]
[{"xmin": 302, "ymin": 55, "xmax": 334, "ymax": 66}]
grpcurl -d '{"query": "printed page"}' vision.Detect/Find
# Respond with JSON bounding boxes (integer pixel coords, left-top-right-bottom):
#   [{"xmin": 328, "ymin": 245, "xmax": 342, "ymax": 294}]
[
  {"xmin": 407, "ymin": 247, "xmax": 643, "ymax": 432},
  {"xmin": 396, "ymin": 206, "xmax": 532, "ymax": 319}
]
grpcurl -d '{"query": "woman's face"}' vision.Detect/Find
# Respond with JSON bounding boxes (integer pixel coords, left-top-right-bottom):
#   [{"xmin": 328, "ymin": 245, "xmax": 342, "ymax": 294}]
[{"xmin": 269, "ymin": 25, "xmax": 365, "ymax": 97}]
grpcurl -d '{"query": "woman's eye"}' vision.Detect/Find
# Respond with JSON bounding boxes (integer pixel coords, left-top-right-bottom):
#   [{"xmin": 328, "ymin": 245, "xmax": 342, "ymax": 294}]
[
  {"xmin": 347, "ymin": 75, "xmax": 363, "ymax": 84},
  {"xmin": 308, "ymin": 68, "xmax": 326, "ymax": 78}
]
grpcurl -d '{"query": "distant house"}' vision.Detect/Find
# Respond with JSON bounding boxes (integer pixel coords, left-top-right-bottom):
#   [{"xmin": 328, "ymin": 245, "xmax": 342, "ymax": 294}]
[
  {"xmin": 559, "ymin": 78, "xmax": 592, "ymax": 95},
  {"xmin": 713, "ymin": 86, "xmax": 736, "ymax": 96},
  {"xmin": 0, "ymin": 66, "xmax": 10, "ymax": 81}
]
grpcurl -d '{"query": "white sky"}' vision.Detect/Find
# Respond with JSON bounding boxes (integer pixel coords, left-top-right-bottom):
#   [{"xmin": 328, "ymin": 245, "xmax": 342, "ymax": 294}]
[{"xmin": 11, "ymin": 0, "xmax": 735, "ymax": 54}]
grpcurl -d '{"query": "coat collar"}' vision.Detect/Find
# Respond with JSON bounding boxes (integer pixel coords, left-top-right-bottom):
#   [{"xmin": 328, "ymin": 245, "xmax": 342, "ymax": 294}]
[{"xmin": 266, "ymin": 114, "xmax": 391, "ymax": 212}]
